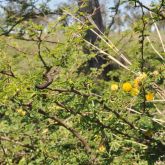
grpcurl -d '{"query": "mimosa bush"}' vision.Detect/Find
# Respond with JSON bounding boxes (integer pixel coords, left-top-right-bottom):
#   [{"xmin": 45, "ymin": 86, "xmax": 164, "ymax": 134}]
[{"xmin": 0, "ymin": 0, "xmax": 164, "ymax": 164}]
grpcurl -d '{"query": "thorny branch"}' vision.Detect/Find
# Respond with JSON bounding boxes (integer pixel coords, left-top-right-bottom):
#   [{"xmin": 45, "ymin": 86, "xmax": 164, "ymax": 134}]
[
  {"xmin": 108, "ymin": 0, "xmax": 121, "ymax": 30},
  {"xmin": 139, "ymin": 4, "xmax": 147, "ymax": 113},
  {"xmin": 37, "ymin": 30, "xmax": 48, "ymax": 69},
  {"xmin": 0, "ymin": 136, "xmax": 35, "ymax": 150},
  {"xmin": 0, "ymin": 66, "xmax": 16, "ymax": 78},
  {"xmin": 37, "ymin": 109, "xmax": 95, "ymax": 160},
  {"xmin": 47, "ymin": 86, "xmax": 165, "ymax": 148},
  {"xmin": 135, "ymin": 0, "xmax": 165, "ymax": 20},
  {"xmin": 35, "ymin": 66, "xmax": 60, "ymax": 89}
]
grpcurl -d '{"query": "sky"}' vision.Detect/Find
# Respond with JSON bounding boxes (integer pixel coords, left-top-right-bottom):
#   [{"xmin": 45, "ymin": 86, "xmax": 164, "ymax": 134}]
[
  {"xmin": 46, "ymin": 0, "xmax": 158, "ymax": 8},
  {"xmin": 46, "ymin": 0, "xmax": 69, "ymax": 8}
]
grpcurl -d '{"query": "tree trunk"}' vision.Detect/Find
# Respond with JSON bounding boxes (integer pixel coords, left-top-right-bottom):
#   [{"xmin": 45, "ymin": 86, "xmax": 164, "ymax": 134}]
[
  {"xmin": 78, "ymin": 0, "xmax": 104, "ymax": 44},
  {"xmin": 78, "ymin": 0, "xmax": 107, "ymax": 69}
]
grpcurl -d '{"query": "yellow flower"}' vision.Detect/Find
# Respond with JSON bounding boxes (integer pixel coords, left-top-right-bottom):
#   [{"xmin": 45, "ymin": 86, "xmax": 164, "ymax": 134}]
[
  {"xmin": 111, "ymin": 84, "xmax": 118, "ymax": 91},
  {"xmin": 133, "ymin": 78, "xmax": 140, "ymax": 88},
  {"xmin": 133, "ymin": 72, "xmax": 147, "ymax": 87},
  {"xmin": 99, "ymin": 145, "xmax": 106, "ymax": 152},
  {"xmin": 17, "ymin": 108, "xmax": 26, "ymax": 116},
  {"xmin": 145, "ymin": 92, "xmax": 154, "ymax": 101},
  {"xmin": 138, "ymin": 72, "xmax": 147, "ymax": 81},
  {"xmin": 122, "ymin": 82, "xmax": 132, "ymax": 92},
  {"xmin": 131, "ymin": 88, "xmax": 139, "ymax": 96}
]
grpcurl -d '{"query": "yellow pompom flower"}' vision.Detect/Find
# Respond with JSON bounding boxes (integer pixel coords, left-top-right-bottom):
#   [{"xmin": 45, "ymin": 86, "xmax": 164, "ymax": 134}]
[
  {"xmin": 99, "ymin": 145, "xmax": 106, "ymax": 152},
  {"xmin": 131, "ymin": 88, "xmax": 139, "ymax": 96},
  {"xmin": 133, "ymin": 78, "xmax": 140, "ymax": 88},
  {"xmin": 111, "ymin": 84, "xmax": 118, "ymax": 91},
  {"xmin": 17, "ymin": 108, "xmax": 26, "ymax": 116},
  {"xmin": 134, "ymin": 72, "xmax": 147, "ymax": 87},
  {"xmin": 138, "ymin": 72, "xmax": 147, "ymax": 81},
  {"xmin": 145, "ymin": 92, "xmax": 154, "ymax": 101},
  {"xmin": 122, "ymin": 82, "xmax": 132, "ymax": 92}
]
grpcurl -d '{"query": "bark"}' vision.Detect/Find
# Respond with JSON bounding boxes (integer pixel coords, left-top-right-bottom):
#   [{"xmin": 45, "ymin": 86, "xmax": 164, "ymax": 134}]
[
  {"xmin": 78, "ymin": 0, "xmax": 104, "ymax": 44},
  {"xmin": 77, "ymin": 0, "xmax": 108, "ymax": 71}
]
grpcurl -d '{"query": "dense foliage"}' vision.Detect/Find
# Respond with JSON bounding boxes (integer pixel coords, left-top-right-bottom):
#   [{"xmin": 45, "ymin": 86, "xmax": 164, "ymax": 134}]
[{"xmin": 0, "ymin": 0, "xmax": 164, "ymax": 164}]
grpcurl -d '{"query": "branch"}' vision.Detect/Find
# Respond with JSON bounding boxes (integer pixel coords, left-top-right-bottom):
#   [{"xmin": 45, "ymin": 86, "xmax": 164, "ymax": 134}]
[
  {"xmin": 54, "ymin": 101, "xmax": 133, "ymax": 139},
  {"xmin": 5, "ymin": 42, "xmax": 33, "ymax": 56},
  {"xmin": 150, "ymin": 11, "xmax": 165, "ymax": 53},
  {"xmin": 35, "ymin": 66, "xmax": 60, "ymax": 89},
  {"xmin": 108, "ymin": 0, "xmax": 121, "ymax": 29},
  {"xmin": 0, "ymin": 4, "xmax": 61, "ymax": 36},
  {"xmin": 47, "ymin": 87, "xmax": 165, "ymax": 148},
  {"xmin": 136, "ymin": 1, "xmax": 165, "ymax": 20},
  {"xmin": 37, "ymin": 109, "xmax": 92, "ymax": 154},
  {"xmin": 37, "ymin": 30, "xmax": 49, "ymax": 69},
  {"xmin": 48, "ymin": 87, "xmax": 137, "ymax": 130},
  {"xmin": 15, "ymin": 37, "xmax": 63, "ymax": 44},
  {"xmin": 146, "ymin": 36, "xmax": 164, "ymax": 60},
  {"xmin": 0, "ymin": 67, "xmax": 16, "ymax": 78},
  {"xmin": 0, "ymin": 136, "xmax": 35, "ymax": 150}
]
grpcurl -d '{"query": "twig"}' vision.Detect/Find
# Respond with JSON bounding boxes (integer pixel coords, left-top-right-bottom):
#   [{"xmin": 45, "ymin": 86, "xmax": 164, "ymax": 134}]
[
  {"xmin": 85, "ymin": 12, "xmax": 132, "ymax": 65},
  {"xmin": 87, "ymin": 16, "xmax": 132, "ymax": 65},
  {"xmin": 84, "ymin": 39, "xmax": 130, "ymax": 70},
  {"xmin": 64, "ymin": 10, "xmax": 132, "ymax": 71},
  {"xmin": 48, "ymin": 87, "xmax": 137, "ymax": 131},
  {"xmin": 0, "ymin": 136, "xmax": 35, "ymax": 150},
  {"xmin": 35, "ymin": 66, "xmax": 60, "ymax": 89},
  {"xmin": 0, "ymin": 140, "xmax": 10, "ymax": 164},
  {"xmin": 146, "ymin": 36, "xmax": 164, "ymax": 60},
  {"xmin": 5, "ymin": 42, "xmax": 33, "ymax": 56},
  {"xmin": 0, "ymin": 68, "xmax": 16, "ymax": 78},
  {"xmin": 150, "ymin": 11, "xmax": 165, "ymax": 52},
  {"xmin": 54, "ymin": 100, "xmax": 133, "ymax": 139},
  {"xmin": 38, "ymin": 109, "xmax": 92, "ymax": 154},
  {"xmin": 15, "ymin": 36, "xmax": 64, "ymax": 44},
  {"xmin": 154, "ymin": 104, "xmax": 163, "ymax": 115},
  {"xmin": 139, "ymin": 4, "xmax": 147, "ymax": 113},
  {"xmin": 147, "ymin": 100, "xmax": 165, "ymax": 103},
  {"xmin": 37, "ymin": 30, "xmax": 49, "ymax": 69},
  {"xmin": 136, "ymin": 1, "xmax": 165, "ymax": 20},
  {"xmin": 108, "ymin": 0, "xmax": 121, "ymax": 30}
]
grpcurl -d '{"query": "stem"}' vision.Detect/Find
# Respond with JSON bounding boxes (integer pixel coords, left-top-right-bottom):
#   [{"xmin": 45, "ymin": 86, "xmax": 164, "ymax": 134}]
[
  {"xmin": 0, "ymin": 140, "xmax": 10, "ymax": 164},
  {"xmin": 140, "ymin": 5, "xmax": 146, "ymax": 113},
  {"xmin": 150, "ymin": 11, "xmax": 165, "ymax": 52},
  {"xmin": 146, "ymin": 36, "xmax": 164, "ymax": 60},
  {"xmin": 38, "ymin": 109, "xmax": 92, "ymax": 154},
  {"xmin": 37, "ymin": 30, "xmax": 49, "ymax": 69}
]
